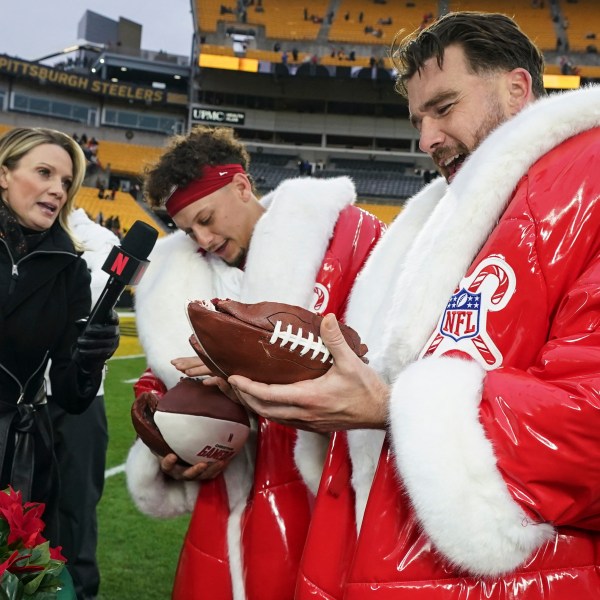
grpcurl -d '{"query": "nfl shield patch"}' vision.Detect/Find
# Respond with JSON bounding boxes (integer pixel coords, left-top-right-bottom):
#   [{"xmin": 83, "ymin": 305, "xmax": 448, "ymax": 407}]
[{"xmin": 440, "ymin": 288, "xmax": 481, "ymax": 342}]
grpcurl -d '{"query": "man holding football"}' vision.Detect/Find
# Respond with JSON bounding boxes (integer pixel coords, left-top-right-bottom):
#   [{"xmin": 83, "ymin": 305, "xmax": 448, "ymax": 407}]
[
  {"xmin": 227, "ymin": 12, "xmax": 600, "ymax": 599},
  {"xmin": 125, "ymin": 125, "xmax": 384, "ymax": 600}
]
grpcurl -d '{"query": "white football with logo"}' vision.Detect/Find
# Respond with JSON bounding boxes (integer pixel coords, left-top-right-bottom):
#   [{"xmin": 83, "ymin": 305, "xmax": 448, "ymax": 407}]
[{"xmin": 131, "ymin": 378, "xmax": 250, "ymax": 465}]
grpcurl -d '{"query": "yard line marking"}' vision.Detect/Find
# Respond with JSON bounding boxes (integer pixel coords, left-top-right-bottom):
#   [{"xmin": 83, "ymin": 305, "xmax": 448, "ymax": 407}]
[
  {"xmin": 105, "ymin": 464, "xmax": 126, "ymax": 479},
  {"xmin": 110, "ymin": 354, "xmax": 146, "ymax": 360}
]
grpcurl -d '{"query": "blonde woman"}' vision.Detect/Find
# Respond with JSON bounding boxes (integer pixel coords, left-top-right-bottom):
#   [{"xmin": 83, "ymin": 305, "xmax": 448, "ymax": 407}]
[{"xmin": 0, "ymin": 127, "xmax": 119, "ymax": 546}]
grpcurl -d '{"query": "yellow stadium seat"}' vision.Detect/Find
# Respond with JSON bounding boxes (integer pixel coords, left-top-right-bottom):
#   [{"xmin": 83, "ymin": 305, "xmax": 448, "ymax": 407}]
[
  {"xmin": 96, "ymin": 141, "xmax": 166, "ymax": 177},
  {"xmin": 449, "ymin": 0, "xmax": 557, "ymax": 51},
  {"xmin": 75, "ymin": 186, "xmax": 166, "ymax": 237}
]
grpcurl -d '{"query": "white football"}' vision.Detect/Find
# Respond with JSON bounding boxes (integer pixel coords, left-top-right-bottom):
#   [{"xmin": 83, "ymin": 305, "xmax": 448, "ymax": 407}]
[{"xmin": 131, "ymin": 378, "xmax": 250, "ymax": 465}]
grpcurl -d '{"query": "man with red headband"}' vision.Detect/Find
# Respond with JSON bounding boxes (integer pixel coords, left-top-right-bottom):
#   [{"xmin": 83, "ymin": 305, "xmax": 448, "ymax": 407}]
[{"xmin": 124, "ymin": 126, "xmax": 384, "ymax": 600}]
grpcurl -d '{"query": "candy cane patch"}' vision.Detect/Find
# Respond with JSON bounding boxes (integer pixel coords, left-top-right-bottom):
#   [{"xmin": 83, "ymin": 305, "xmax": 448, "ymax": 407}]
[
  {"xmin": 311, "ymin": 282, "xmax": 330, "ymax": 314},
  {"xmin": 421, "ymin": 256, "xmax": 516, "ymax": 369}
]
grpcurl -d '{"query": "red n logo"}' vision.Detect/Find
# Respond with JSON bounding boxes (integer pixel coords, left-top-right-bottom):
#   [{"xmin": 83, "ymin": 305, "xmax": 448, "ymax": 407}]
[{"xmin": 110, "ymin": 253, "xmax": 129, "ymax": 275}]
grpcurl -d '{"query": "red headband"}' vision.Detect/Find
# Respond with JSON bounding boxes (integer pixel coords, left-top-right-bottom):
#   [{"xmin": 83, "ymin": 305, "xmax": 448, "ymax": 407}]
[{"xmin": 165, "ymin": 163, "xmax": 246, "ymax": 217}]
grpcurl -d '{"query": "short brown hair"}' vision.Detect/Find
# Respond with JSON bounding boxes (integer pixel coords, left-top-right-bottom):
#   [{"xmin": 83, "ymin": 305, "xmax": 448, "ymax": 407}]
[
  {"xmin": 144, "ymin": 126, "xmax": 252, "ymax": 208},
  {"xmin": 391, "ymin": 11, "xmax": 546, "ymax": 99}
]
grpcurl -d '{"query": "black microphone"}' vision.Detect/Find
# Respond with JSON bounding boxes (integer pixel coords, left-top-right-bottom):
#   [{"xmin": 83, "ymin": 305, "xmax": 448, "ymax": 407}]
[{"xmin": 87, "ymin": 220, "xmax": 158, "ymax": 327}]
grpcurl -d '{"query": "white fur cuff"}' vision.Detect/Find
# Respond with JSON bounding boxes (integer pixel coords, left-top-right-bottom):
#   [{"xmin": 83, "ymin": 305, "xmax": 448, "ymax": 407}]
[
  {"xmin": 389, "ymin": 356, "xmax": 554, "ymax": 576},
  {"xmin": 125, "ymin": 438, "xmax": 199, "ymax": 517}
]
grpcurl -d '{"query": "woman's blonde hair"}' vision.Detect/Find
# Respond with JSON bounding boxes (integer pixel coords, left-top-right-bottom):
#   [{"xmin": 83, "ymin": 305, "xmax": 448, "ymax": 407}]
[{"xmin": 0, "ymin": 127, "xmax": 87, "ymax": 246}]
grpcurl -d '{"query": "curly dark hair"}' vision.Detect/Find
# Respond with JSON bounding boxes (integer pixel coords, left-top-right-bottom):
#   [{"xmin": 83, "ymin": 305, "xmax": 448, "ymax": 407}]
[
  {"xmin": 391, "ymin": 11, "xmax": 546, "ymax": 99},
  {"xmin": 143, "ymin": 126, "xmax": 252, "ymax": 208}
]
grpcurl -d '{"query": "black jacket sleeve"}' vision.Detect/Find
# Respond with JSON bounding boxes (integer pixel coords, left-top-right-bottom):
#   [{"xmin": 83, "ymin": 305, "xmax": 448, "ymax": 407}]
[{"xmin": 49, "ymin": 258, "xmax": 102, "ymax": 414}]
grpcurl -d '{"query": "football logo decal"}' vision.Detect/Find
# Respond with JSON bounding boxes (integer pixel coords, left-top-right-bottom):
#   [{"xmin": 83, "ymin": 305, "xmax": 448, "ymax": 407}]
[{"xmin": 421, "ymin": 256, "xmax": 516, "ymax": 369}]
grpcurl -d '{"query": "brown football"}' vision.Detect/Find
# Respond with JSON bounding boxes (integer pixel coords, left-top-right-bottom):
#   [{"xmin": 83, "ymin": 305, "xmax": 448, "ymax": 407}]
[
  {"xmin": 131, "ymin": 377, "xmax": 250, "ymax": 465},
  {"xmin": 186, "ymin": 299, "xmax": 368, "ymax": 384}
]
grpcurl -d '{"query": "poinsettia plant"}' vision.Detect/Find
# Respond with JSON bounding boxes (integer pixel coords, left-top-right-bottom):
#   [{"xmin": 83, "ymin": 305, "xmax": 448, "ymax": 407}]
[{"xmin": 0, "ymin": 487, "xmax": 66, "ymax": 599}]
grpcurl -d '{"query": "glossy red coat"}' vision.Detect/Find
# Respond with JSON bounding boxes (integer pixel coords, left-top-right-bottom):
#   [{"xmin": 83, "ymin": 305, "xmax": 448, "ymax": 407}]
[{"xmin": 298, "ymin": 127, "xmax": 600, "ymax": 598}]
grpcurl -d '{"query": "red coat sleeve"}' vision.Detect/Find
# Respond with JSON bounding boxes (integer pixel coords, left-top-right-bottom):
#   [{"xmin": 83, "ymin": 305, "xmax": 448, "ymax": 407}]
[
  {"xmin": 133, "ymin": 367, "xmax": 168, "ymax": 398},
  {"xmin": 482, "ymin": 253, "xmax": 600, "ymax": 530},
  {"xmin": 317, "ymin": 205, "xmax": 385, "ymax": 319}
]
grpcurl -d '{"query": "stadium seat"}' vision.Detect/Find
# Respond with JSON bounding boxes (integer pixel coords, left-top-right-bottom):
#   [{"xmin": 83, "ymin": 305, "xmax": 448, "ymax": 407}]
[
  {"xmin": 96, "ymin": 141, "xmax": 166, "ymax": 177},
  {"xmin": 75, "ymin": 186, "xmax": 166, "ymax": 237},
  {"xmin": 560, "ymin": 0, "xmax": 600, "ymax": 53},
  {"xmin": 329, "ymin": 0, "xmax": 438, "ymax": 46},
  {"xmin": 449, "ymin": 0, "xmax": 557, "ymax": 50}
]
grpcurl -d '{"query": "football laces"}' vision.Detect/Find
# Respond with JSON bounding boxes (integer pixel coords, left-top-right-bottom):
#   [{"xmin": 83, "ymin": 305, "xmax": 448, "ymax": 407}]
[{"xmin": 269, "ymin": 320, "xmax": 333, "ymax": 363}]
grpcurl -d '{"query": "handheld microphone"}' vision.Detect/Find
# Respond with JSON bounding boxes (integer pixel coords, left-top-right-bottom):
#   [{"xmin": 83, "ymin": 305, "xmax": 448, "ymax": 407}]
[{"xmin": 87, "ymin": 220, "xmax": 159, "ymax": 327}]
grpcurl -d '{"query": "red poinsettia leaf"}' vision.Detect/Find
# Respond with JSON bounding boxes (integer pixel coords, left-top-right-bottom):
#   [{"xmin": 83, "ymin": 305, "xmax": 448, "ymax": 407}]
[
  {"xmin": 0, "ymin": 549, "xmax": 20, "ymax": 579},
  {"xmin": 10, "ymin": 562, "xmax": 45, "ymax": 573},
  {"xmin": 3, "ymin": 502, "xmax": 46, "ymax": 548},
  {"xmin": 49, "ymin": 545, "xmax": 66, "ymax": 562},
  {"xmin": 0, "ymin": 487, "xmax": 65, "ymax": 596}
]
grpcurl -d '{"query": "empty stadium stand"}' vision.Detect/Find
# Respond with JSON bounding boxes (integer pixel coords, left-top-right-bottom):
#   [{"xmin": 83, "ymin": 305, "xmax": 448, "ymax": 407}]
[
  {"xmin": 329, "ymin": 0, "xmax": 438, "ymax": 45},
  {"xmin": 96, "ymin": 141, "xmax": 166, "ymax": 177},
  {"xmin": 196, "ymin": 0, "xmax": 329, "ymax": 40},
  {"xmin": 247, "ymin": 151, "xmax": 423, "ymax": 201},
  {"xmin": 74, "ymin": 187, "xmax": 166, "ymax": 237},
  {"xmin": 3, "ymin": 0, "xmax": 600, "ymax": 235},
  {"xmin": 561, "ymin": 0, "xmax": 600, "ymax": 53},
  {"xmin": 449, "ymin": 0, "xmax": 558, "ymax": 50}
]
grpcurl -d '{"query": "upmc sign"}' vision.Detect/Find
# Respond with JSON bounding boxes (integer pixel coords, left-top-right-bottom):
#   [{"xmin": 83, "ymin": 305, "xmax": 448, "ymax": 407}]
[{"xmin": 191, "ymin": 107, "xmax": 245, "ymax": 125}]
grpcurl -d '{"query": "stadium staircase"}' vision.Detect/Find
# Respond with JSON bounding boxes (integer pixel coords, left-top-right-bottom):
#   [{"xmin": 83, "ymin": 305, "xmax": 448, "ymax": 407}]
[{"xmin": 317, "ymin": 0, "xmax": 342, "ymax": 43}]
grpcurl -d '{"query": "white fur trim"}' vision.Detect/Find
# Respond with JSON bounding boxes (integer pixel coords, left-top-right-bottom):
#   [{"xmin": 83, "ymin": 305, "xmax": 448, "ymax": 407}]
[
  {"xmin": 135, "ymin": 231, "xmax": 219, "ymax": 389},
  {"xmin": 347, "ymin": 429, "xmax": 385, "ymax": 532},
  {"xmin": 243, "ymin": 176, "xmax": 356, "ymax": 305},
  {"xmin": 345, "ymin": 177, "xmax": 446, "ymax": 376},
  {"xmin": 389, "ymin": 356, "xmax": 554, "ymax": 576},
  {"xmin": 125, "ymin": 439, "xmax": 199, "ymax": 517},
  {"xmin": 294, "ymin": 431, "xmax": 330, "ymax": 496},
  {"xmin": 224, "ymin": 430, "xmax": 256, "ymax": 600}
]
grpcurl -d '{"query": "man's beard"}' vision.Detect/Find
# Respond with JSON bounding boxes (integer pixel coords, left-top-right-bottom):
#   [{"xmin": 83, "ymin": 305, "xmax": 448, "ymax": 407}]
[
  {"xmin": 434, "ymin": 98, "xmax": 510, "ymax": 182},
  {"xmin": 226, "ymin": 246, "xmax": 247, "ymax": 268}
]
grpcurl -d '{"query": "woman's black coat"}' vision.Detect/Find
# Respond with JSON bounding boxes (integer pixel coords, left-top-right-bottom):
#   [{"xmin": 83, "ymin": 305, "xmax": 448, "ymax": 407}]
[{"xmin": 0, "ymin": 222, "xmax": 101, "ymax": 543}]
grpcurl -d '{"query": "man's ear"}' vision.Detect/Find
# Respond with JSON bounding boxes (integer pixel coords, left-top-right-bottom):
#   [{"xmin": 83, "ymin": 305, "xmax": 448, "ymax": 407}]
[
  {"xmin": 232, "ymin": 172, "xmax": 252, "ymax": 201},
  {"xmin": 506, "ymin": 68, "xmax": 534, "ymax": 115}
]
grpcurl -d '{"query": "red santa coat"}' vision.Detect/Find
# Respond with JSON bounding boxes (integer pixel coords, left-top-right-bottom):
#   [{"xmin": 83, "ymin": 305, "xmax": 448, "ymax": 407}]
[
  {"xmin": 125, "ymin": 175, "xmax": 383, "ymax": 600},
  {"xmin": 295, "ymin": 86, "xmax": 600, "ymax": 598}
]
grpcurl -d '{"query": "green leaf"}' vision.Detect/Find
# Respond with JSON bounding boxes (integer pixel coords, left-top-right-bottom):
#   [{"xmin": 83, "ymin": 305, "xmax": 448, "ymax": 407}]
[
  {"xmin": 36, "ymin": 574, "xmax": 62, "ymax": 591},
  {"xmin": 0, "ymin": 520, "xmax": 9, "ymax": 548},
  {"xmin": 22, "ymin": 570, "xmax": 45, "ymax": 595},
  {"xmin": 0, "ymin": 570, "xmax": 23, "ymax": 600},
  {"xmin": 26, "ymin": 542, "xmax": 50, "ymax": 567},
  {"xmin": 41, "ymin": 563, "xmax": 63, "ymax": 579}
]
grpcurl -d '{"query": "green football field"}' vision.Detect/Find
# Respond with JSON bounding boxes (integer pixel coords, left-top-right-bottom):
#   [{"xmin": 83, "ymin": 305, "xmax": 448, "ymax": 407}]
[{"xmin": 97, "ymin": 353, "xmax": 191, "ymax": 599}]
